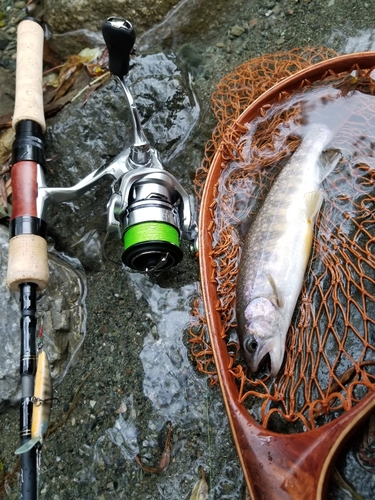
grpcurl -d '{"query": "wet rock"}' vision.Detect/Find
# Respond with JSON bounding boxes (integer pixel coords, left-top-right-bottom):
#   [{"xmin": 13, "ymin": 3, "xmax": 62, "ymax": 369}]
[
  {"xmin": 0, "ymin": 225, "xmax": 87, "ymax": 410},
  {"xmin": 48, "ymin": 29, "xmax": 106, "ymax": 59},
  {"xmin": 127, "ymin": 273, "xmax": 202, "ymax": 422},
  {"xmin": 44, "ymin": 52, "xmax": 199, "ymax": 269},
  {"xmin": 177, "ymin": 44, "xmax": 204, "ymax": 70},
  {"xmin": 230, "ymin": 25, "xmax": 246, "ymax": 37},
  {"xmin": 0, "ymin": 0, "xmax": 28, "ymax": 70},
  {"xmin": 44, "ymin": 0, "xmax": 180, "ymax": 35},
  {"xmin": 0, "ymin": 67, "xmax": 14, "ymax": 114},
  {"xmin": 0, "ymin": 31, "xmax": 11, "ymax": 51}
]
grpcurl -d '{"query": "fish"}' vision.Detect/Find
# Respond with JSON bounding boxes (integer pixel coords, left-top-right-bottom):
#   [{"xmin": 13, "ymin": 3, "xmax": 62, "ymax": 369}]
[
  {"xmin": 189, "ymin": 467, "xmax": 209, "ymax": 500},
  {"xmin": 236, "ymin": 123, "xmax": 341, "ymax": 377},
  {"xmin": 15, "ymin": 349, "xmax": 53, "ymax": 454}
]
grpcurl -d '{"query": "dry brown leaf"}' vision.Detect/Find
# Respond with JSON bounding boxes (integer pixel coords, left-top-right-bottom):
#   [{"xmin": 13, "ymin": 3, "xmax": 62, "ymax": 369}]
[
  {"xmin": 0, "ymin": 128, "xmax": 14, "ymax": 164},
  {"xmin": 52, "ymin": 49, "xmax": 106, "ymax": 102},
  {"xmin": 53, "ymin": 56, "xmax": 85, "ymax": 101}
]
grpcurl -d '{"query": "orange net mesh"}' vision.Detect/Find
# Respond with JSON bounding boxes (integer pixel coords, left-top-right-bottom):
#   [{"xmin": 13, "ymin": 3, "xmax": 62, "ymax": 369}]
[
  {"xmin": 194, "ymin": 47, "xmax": 339, "ymax": 197},
  {"xmin": 190, "ymin": 48, "xmax": 375, "ymax": 432}
]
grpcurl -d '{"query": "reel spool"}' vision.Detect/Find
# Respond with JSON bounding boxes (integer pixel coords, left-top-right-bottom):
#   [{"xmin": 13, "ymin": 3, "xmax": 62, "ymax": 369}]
[{"xmin": 121, "ymin": 178, "xmax": 183, "ymax": 272}]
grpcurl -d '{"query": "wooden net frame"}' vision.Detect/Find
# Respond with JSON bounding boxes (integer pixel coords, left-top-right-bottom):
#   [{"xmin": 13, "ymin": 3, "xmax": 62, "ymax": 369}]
[{"xmin": 190, "ymin": 48, "xmax": 375, "ymax": 433}]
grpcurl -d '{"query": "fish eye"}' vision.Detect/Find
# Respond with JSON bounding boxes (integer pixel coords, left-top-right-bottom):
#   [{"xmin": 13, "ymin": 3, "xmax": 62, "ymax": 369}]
[{"xmin": 244, "ymin": 337, "xmax": 258, "ymax": 353}]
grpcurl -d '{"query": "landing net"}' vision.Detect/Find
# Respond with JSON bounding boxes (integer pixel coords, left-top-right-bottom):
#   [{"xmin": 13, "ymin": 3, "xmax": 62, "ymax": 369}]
[{"xmin": 190, "ymin": 48, "xmax": 375, "ymax": 432}]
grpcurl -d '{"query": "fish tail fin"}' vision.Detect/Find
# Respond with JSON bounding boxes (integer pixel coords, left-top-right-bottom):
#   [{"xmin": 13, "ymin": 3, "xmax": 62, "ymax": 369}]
[
  {"xmin": 317, "ymin": 148, "xmax": 342, "ymax": 183},
  {"xmin": 304, "ymin": 190, "xmax": 323, "ymax": 223},
  {"xmin": 14, "ymin": 437, "xmax": 40, "ymax": 455}
]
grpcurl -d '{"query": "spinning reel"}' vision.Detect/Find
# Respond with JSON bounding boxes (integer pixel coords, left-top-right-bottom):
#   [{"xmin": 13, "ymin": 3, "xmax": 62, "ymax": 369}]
[{"xmin": 37, "ymin": 17, "xmax": 198, "ymax": 272}]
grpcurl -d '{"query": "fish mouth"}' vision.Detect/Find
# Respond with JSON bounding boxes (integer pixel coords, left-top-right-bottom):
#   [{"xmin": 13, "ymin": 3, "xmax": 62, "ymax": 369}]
[
  {"xmin": 246, "ymin": 337, "xmax": 285, "ymax": 378},
  {"xmin": 268, "ymin": 343, "xmax": 285, "ymax": 378}
]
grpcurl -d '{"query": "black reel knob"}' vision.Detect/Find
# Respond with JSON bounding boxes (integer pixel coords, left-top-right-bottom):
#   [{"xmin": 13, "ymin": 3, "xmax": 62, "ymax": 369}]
[{"xmin": 102, "ymin": 17, "xmax": 135, "ymax": 78}]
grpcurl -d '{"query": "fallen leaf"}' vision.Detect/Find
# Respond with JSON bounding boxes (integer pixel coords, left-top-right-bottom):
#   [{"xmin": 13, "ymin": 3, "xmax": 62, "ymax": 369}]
[{"xmin": 0, "ymin": 128, "xmax": 14, "ymax": 164}]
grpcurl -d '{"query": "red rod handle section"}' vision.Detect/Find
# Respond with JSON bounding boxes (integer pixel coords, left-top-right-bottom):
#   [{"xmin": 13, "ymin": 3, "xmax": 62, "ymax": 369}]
[
  {"xmin": 11, "ymin": 160, "xmax": 38, "ymax": 219},
  {"xmin": 7, "ymin": 19, "xmax": 49, "ymax": 291}
]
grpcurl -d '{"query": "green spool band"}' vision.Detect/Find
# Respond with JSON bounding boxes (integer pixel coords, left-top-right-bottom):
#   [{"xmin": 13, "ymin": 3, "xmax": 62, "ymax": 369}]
[{"xmin": 124, "ymin": 222, "xmax": 180, "ymax": 250}]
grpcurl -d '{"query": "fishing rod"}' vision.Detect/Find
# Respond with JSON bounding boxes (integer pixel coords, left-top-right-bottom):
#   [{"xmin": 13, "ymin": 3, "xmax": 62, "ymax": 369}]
[
  {"xmin": 6, "ymin": 15, "xmax": 197, "ymax": 498},
  {"xmin": 6, "ymin": 18, "xmax": 48, "ymax": 500}
]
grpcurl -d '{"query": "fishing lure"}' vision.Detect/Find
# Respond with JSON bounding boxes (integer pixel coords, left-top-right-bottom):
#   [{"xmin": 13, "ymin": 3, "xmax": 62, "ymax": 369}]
[{"xmin": 15, "ymin": 349, "xmax": 53, "ymax": 455}]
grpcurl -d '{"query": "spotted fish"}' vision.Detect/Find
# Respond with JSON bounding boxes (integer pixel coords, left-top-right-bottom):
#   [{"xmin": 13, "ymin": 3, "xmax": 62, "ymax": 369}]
[{"xmin": 236, "ymin": 123, "xmax": 341, "ymax": 377}]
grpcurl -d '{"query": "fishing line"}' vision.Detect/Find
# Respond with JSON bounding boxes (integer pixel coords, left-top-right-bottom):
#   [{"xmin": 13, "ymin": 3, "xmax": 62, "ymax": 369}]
[{"xmin": 124, "ymin": 222, "xmax": 180, "ymax": 249}]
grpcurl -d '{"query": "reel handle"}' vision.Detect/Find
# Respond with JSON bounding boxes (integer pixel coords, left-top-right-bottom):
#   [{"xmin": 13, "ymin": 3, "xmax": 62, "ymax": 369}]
[{"xmin": 102, "ymin": 17, "xmax": 136, "ymax": 78}]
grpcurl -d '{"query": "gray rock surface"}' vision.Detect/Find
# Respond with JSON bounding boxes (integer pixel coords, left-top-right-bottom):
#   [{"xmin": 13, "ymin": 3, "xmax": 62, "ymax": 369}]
[
  {"xmin": 0, "ymin": 67, "xmax": 14, "ymax": 115},
  {"xmin": 44, "ymin": 0, "xmax": 180, "ymax": 35}
]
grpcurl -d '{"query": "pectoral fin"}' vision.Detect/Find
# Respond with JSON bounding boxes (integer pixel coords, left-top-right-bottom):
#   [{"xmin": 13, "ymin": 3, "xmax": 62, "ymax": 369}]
[
  {"xmin": 267, "ymin": 273, "xmax": 283, "ymax": 308},
  {"xmin": 304, "ymin": 191, "xmax": 323, "ymax": 223}
]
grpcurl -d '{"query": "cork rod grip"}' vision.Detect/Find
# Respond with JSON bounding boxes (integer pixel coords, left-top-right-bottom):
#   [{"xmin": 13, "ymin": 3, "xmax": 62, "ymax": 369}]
[
  {"xmin": 7, "ymin": 235, "xmax": 49, "ymax": 291},
  {"xmin": 7, "ymin": 18, "xmax": 49, "ymax": 291},
  {"xmin": 12, "ymin": 19, "xmax": 46, "ymax": 132}
]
